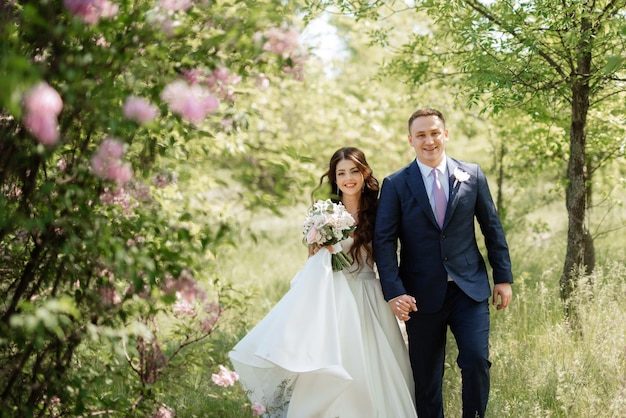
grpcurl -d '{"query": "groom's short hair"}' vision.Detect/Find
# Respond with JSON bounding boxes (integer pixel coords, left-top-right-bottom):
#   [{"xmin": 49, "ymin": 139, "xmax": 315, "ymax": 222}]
[{"xmin": 408, "ymin": 108, "xmax": 446, "ymax": 133}]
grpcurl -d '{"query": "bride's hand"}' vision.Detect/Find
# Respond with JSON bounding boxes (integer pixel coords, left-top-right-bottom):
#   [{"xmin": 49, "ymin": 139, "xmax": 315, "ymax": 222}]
[
  {"xmin": 389, "ymin": 294, "xmax": 418, "ymax": 321},
  {"xmin": 308, "ymin": 244, "xmax": 336, "ymax": 257}
]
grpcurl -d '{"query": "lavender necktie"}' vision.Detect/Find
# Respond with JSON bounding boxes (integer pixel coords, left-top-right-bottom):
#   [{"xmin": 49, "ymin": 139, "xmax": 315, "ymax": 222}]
[{"xmin": 432, "ymin": 168, "xmax": 447, "ymax": 227}]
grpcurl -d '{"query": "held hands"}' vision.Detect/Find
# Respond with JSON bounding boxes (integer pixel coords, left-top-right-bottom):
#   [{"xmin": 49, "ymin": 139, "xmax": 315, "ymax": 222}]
[
  {"xmin": 389, "ymin": 294, "xmax": 418, "ymax": 321},
  {"xmin": 493, "ymin": 283, "xmax": 513, "ymax": 310}
]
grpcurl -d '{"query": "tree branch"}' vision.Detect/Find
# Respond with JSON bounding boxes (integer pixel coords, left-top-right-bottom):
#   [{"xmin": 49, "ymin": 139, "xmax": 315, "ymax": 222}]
[{"xmin": 463, "ymin": 0, "xmax": 570, "ymax": 80}]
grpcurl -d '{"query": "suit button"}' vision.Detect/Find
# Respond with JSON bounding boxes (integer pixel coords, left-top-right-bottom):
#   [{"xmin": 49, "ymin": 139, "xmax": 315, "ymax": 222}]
[
  {"xmin": 441, "ymin": 234, "xmax": 446, "ymax": 239},
  {"xmin": 443, "ymin": 257, "xmax": 448, "ymax": 261}
]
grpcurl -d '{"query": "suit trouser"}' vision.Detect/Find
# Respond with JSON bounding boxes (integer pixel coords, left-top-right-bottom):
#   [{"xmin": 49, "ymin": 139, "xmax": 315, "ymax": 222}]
[{"xmin": 405, "ymin": 281, "xmax": 491, "ymax": 418}]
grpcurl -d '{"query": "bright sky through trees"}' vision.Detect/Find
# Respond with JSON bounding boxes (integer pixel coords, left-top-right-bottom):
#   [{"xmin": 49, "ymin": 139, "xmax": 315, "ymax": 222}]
[{"xmin": 301, "ymin": 14, "xmax": 349, "ymax": 74}]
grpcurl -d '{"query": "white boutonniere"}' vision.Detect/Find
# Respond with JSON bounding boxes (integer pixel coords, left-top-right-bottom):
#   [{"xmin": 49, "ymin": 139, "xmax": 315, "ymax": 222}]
[{"xmin": 453, "ymin": 167, "xmax": 470, "ymax": 188}]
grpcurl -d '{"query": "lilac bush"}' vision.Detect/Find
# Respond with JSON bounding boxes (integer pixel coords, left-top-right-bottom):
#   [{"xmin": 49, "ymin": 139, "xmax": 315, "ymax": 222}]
[{"xmin": 0, "ymin": 0, "xmax": 309, "ymax": 416}]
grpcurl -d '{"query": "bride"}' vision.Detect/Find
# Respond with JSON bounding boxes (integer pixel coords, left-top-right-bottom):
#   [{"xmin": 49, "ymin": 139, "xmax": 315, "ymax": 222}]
[{"xmin": 229, "ymin": 147, "xmax": 417, "ymax": 418}]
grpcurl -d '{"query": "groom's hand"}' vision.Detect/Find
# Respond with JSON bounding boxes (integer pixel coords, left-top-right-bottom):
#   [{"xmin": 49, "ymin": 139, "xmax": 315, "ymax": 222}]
[
  {"xmin": 389, "ymin": 295, "xmax": 417, "ymax": 321},
  {"xmin": 493, "ymin": 283, "xmax": 512, "ymax": 310}
]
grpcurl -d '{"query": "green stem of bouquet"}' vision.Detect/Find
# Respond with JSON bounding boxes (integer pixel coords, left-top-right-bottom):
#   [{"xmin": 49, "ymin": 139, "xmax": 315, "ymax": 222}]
[{"xmin": 331, "ymin": 251, "xmax": 353, "ymax": 272}]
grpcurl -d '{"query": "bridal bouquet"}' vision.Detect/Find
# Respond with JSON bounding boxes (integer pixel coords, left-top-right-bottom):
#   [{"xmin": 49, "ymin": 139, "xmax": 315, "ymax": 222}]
[{"xmin": 302, "ymin": 199, "xmax": 356, "ymax": 271}]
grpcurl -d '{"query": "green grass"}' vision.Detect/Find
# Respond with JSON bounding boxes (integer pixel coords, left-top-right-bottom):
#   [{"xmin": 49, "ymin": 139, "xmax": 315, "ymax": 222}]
[
  {"xmin": 486, "ymin": 262, "xmax": 626, "ymax": 417},
  {"xmin": 215, "ymin": 206, "xmax": 307, "ymax": 322}
]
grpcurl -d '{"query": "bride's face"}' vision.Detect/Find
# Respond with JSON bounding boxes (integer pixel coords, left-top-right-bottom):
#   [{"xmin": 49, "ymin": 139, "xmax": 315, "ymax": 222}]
[{"xmin": 335, "ymin": 159, "xmax": 364, "ymax": 197}]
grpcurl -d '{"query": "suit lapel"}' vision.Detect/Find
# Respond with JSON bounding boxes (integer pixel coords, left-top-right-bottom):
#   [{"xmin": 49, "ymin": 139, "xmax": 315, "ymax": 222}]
[
  {"xmin": 405, "ymin": 160, "xmax": 439, "ymax": 227},
  {"xmin": 445, "ymin": 158, "xmax": 462, "ymax": 225}
]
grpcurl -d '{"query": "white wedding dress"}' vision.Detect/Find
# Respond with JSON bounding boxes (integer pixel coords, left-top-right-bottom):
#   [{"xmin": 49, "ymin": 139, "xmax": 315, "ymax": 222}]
[{"xmin": 229, "ymin": 238, "xmax": 417, "ymax": 418}]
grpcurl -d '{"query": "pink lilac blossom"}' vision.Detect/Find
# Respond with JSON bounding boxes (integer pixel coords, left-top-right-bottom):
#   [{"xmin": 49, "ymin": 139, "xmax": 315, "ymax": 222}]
[
  {"xmin": 91, "ymin": 137, "xmax": 133, "ymax": 184},
  {"xmin": 263, "ymin": 27, "xmax": 301, "ymax": 58},
  {"xmin": 161, "ymin": 80, "xmax": 219, "ymax": 125},
  {"xmin": 212, "ymin": 67, "xmax": 231, "ymax": 84},
  {"xmin": 64, "ymin": 0, "xmax": 118, "ymax": 25},
  {"xmin": 283, "ymin": 54, "xmax": 307, "ymax": 81},
  {"xmin": 23, "ymin": 82, "xmax": 63, "ymax": 115},
  {"xmin": 99, "ymin": 286, "xmax": 122, "ymax": 306},
  {"xmin": 159, "ymin": 0, "xmax": 193, "ymax": 11},
  {"xmin": 255, "ymin": 73, "xmax": 270, "ymax": 90},
  {"xmin": 160, "ymin": 19, "xmax": 180, "ymax": 36},
  {"xmin": 163, "ymin": 270, "xmax": 206, "ymax": 303},
  {"xmin": 128, "ymin": 181, "xmax": 152, "ymax": 202},
  {"xmin": 208, "ymin": 67, "xmax": 241, "ymax": 102},
  {"xmin": 98, "ymin": 268, "xmax": 115, "ymax": 281},
  {"xmin": 123, "ymin": 96, "xmax": 159, "ymax": 125},
  {"xmin": 199, "ymin": 315, "xmax": 218, "ymax": 334},
  {"xmin": 33, "ymin": 51, "xmax": 47, "ymax": 63},
  {"xmin": 2, "ymin": 184, "xmax": 22, "ymax": 199},
  {"xmin": 153, "ymin": 171, "xmax": 177, "ymax": 188},
  {"xmin": 173, "ymin": 297, "xmax": 196, "ymax": 317},
  {"xmin": 181, "ymin": 68, "xmax": 205, "ymax": 85},
  {"xmin": 220, "ymin": 87, "xmax": 236, "ymax": 103},
  {"xmin": 24, "ymin": 113, "xmax": 60, "ymax": 146},
  {"xmin": 199, "ymin": 302, "xmax": 222, "ymax": 333},
  {"xmin": 99, "ymin": 186, "xmax": 136, "ymax": 214},
  {"xmin": 151, "ymin": 404, "xmax": 175, "ymax": 418},
  {"xmin": 22, "ymin": 82, "xmax": 63, "ymax": 146},
  {"xmin": 204, "ymin": 301, "xmax": 221, "ymax": 316},
  {"xmin": 221, "ymin": 117, "xmax": 234, "ymax": 133},
  {"xmin": 126, "ymin": 234, "xmax": 147, "ymax": 247},
  {"xmin": 48, "ymin": 396, "xmax": 61, "ymax": 409},
  {"xmin": 95, "ymin": 136, "xmax": 123, "ymax": 159},
  {"xmin": 145, "ymin": 10, "xmax": 180, "ymax": 37},
  {"xmin": 211, "ymin": 365, "xmax": 239, "ymax": 387},
  {"xmin": 95, "ymin": 35, "xmax": 110, "ymax": 47},
  {"xmin": 97, "ymin": 268, "xmax": 121, "ymax": 306},
  {"xmin": 251, "ymin": 402, "xmax": 266, "ymax": 416},
  {"xmin": 261, "ymin": 28, "xmax": 308, "ymax": 80},
  {"xmin": 182, "ymin": 67, "xmax": 240, "ymax": 103}
]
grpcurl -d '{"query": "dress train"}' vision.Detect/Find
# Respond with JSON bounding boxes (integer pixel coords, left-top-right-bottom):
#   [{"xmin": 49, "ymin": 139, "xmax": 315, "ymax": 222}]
[{"xmin": 229, "ymin": 243, "xmax": 417, "ymax": 417}]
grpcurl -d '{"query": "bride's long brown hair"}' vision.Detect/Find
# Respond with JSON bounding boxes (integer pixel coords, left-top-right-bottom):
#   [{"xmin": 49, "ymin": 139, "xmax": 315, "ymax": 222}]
[{"xmin": 312, "ymin": 147, "xmax": 380, "ymax": 268}]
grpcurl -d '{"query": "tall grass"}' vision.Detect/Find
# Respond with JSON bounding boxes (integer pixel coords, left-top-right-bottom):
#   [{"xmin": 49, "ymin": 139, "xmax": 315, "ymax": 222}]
[
  {"xmin": 179, "ymin": 205, "xmax": 626, "ymax": 417},
  {"xmin": 216, "ymin": 207, "xmax": 308, "ymax": 321},
  {"xmin": 486, "ymin": 260, "xmax": 626, "ymax": 417}
]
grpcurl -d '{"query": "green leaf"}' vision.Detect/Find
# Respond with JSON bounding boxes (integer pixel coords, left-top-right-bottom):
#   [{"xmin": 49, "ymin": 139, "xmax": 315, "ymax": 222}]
[{"xmin": 603, "ymin": 55, "xmax": 624, "ymax": 75}]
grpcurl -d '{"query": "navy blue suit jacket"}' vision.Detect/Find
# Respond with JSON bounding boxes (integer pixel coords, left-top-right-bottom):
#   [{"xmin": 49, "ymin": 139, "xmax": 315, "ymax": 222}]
[{"xmin": 373, "ymin": 157, "xmax": 513, "ymax": 313}]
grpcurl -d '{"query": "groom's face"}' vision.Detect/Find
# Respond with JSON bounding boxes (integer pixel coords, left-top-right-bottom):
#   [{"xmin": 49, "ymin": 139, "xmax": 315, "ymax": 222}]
[{"xmin": 408, "ymin": 115, "xmax": 449, "ymax": 168}]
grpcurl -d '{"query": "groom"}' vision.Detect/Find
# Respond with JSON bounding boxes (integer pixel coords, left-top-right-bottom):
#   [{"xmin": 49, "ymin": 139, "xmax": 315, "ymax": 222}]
[{"xmin": 373, "ymin": 108, "xmax": 513, "ymax": 418}]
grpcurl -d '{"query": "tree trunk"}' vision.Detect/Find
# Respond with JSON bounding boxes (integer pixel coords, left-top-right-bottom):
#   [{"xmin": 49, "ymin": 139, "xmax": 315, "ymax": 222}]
[
  {"xmin": 560, "ymin": 95, "xmax": 587, "ymax": 302},
  {"xmin": 584, "ymin": 158, "xmax": 595, "ymax": 275},
  {"xmin": 560, "ymin": 14, "xmax": 593, "ymax": 306},
  {"xmin": 583, "ymin": 225, "xmax": 595, "ymax": 275}
]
